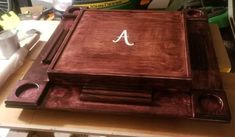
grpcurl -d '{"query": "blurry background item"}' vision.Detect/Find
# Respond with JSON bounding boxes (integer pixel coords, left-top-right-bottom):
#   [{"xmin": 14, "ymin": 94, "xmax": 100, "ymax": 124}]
[
  {"xmin": 147, "ymin": 0, "xmax": 170, "ymax": 9},
  {"xmin": 205, "ymin": 7, "xmax": 229, "ymax": 28},
  {"xmin": 72, "ymin": 0, "xmax": 141, "ymax": 9},
  {"xmin": 182, "ymin": 0, "xmax": 229, "ymax": 28},
  {"xmin": 31, "ymin": 0, "xmax": 141, "ymax": 10},
  {"xmin": 0, "ymin": 0, "xmax": 33, "ymax": 22},
  {"xmin": 228, "ymin": 0, "xmax": 234, "ymax": 40},
  {"xmin": 0, "ymin": 0, "xmax": 11, "ymax": 15},
  {"xmin": 31, "ymin": 0, "xmax": 52, "ymax": 9},
  {"xmin": 0, "ymin": 28, "xmax": 40, "ymax": 89},
  {"xmin": 0, "ymin": 11, "xmax": 20, "ymax": 30},
  {"xmin": 29, "ymin": 0, "xmax": 142, "ymax": 20},
  {"xmin": 0, "ymin": 0, "xmax": 21, "ymax": 16},
  {"xmin": 167, "ymin": 0, "xmax": 185, "ymax": 10},
  {"xmin": 0, "ymin": 30, "xmax": 19, "ymax": 59},
  {"xmin": 20, "ymin": 5, "xmax": 44, "ymax": 20},
  {"xmin": 53, "ymin": 0, "xmax": 72, "ymax": 11}
]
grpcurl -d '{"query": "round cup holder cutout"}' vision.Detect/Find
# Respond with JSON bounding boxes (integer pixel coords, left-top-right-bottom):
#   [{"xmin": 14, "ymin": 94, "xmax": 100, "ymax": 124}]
[
  {"xmin": 187, "ymin": 10, "xmax": 204, "ymax": 18},
  {"xmin": 15, "ymin": 83, "xmax": 39, "ymax": 99},
  {"xmin": 199, "ymin": 94, "xmax": 223, "ymax": 113}
]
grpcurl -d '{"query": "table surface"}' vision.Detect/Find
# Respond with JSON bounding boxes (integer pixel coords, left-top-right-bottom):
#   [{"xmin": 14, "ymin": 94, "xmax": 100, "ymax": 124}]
[{"xmin": 0, "ymin": 21, "xmax": 234, "ymax": 137}]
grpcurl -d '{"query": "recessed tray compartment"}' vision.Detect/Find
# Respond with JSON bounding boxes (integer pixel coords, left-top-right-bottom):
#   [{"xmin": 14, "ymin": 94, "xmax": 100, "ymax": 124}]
[{"xmin": 47, "ymin": 10, "xmax": 192, "ymax": 92}]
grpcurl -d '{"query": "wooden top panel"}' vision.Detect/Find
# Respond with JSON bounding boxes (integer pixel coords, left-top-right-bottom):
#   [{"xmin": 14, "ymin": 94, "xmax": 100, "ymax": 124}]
[{"xmin": 53, "ymin": 10, "xmax": 190, "ymax": 79}]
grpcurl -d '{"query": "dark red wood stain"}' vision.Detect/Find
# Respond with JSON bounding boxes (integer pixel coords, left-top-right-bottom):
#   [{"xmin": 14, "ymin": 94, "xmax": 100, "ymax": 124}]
[
  {"xmin": 42, "ymin": 85, "xmax": 192, "ymax": 117},
  {"xmin": 5, "ymin": 8, "xmax": 231, "ymax": 122},
  {"xmin": 54, "ymin": 11, "xmax": 190, "ymax": 77},
  {"xmin": 47, "ymin": 10, "xmax": 191, "ymax": 91}
]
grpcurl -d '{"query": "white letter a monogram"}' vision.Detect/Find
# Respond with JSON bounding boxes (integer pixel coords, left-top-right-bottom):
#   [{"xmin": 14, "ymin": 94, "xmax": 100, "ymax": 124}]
[{"xmin": 112, "ymin": 30, "xmax": 134, "ymax": 46}]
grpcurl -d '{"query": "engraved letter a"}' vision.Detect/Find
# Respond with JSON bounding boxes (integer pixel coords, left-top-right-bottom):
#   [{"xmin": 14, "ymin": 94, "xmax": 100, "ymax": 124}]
[{"xmin": 112, "ymin": 30, "xmax": 134, "ymax": 46}]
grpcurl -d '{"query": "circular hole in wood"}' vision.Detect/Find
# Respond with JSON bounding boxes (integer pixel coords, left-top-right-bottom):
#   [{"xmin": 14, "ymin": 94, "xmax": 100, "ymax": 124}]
[
  {"xmin": 187, "ymin": 10, "xmax": 204, "ymax": 17},
  {"xmin": 15, "ymin": 83, "xmax": 39, "ymax": 99},
  {"xmin": 199, "ymin": 94, "xmax": 223, "ymax": 113}
]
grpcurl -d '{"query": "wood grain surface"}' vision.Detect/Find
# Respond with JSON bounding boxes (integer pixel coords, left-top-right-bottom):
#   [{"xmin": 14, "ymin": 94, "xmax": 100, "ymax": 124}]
[
  {"xmin": 5, "ymin": 8, "xmax": 230, "ymax": 122},
  {"xmin": 48, "ymin": 10, "xmax": 191, "ymax": 91},
  {"xmin": 0, "ymin": 20, "xmax": 234, "ymax": 137}
]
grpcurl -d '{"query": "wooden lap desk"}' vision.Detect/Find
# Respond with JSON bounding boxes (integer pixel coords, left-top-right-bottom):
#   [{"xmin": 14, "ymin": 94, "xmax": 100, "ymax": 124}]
[{"xmin": 0, "ymin": 21, "xmax": 234, "ymax": 137}]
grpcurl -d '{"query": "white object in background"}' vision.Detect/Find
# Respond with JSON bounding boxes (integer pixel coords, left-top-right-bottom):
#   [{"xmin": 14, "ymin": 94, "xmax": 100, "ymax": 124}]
[
  {"xmin": 0, "ymin": 20, "xmax": 59, "ymax": 89},
  {"xmin": 16, "ymin": 20, "xmax": 60, "ymax": 41},
  {"xmin": 0, "ymin": 33, "xmax": 40, "ymax": 88},
  {"xmin": 0, "ymin": 30, "xmax": 20, "ymax": 59},
  {"xmin": 31, "ymin": 0, "xmax": 53, "ymax": 9},
  {"xmin": 0, "ymin": 128, "xmax": 9, "ymax": 137},
  {"xmin": 148, "ymin": 0, "xmax": 170, "ymax": 9},
  {"xmin": 53, "ymin": 0, "xmax": 72, "ymax": 11},
  {"xmin": 39, "ymin": 0, "xmax": 53, "ymax": 2},
  {"xmin": 228, "ymin": 0, "xmax": 235, "ymax": 39}
]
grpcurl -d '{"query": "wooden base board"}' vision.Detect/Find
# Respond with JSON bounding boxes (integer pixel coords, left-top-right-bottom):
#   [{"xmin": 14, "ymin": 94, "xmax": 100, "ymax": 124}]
[{"xmin": 5, "ymin": 8, "xmax": 231, "ymax": 122}]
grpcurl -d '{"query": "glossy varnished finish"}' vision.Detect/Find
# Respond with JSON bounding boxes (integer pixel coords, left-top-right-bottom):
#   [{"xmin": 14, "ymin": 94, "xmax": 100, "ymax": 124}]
[{"xmin": 5, "ymin": 8, "xmax": 231, "ymax": 122}]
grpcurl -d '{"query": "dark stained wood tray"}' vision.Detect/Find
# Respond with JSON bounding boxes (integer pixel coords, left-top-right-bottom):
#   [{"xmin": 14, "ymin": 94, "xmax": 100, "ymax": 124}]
[
  {"xmin": 47, "ymin": 9, "xmax": 191, "ymax": 92},
  {"xmin": 5, "ymin": 8, "xmax": 231, "ymax": 122}
]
